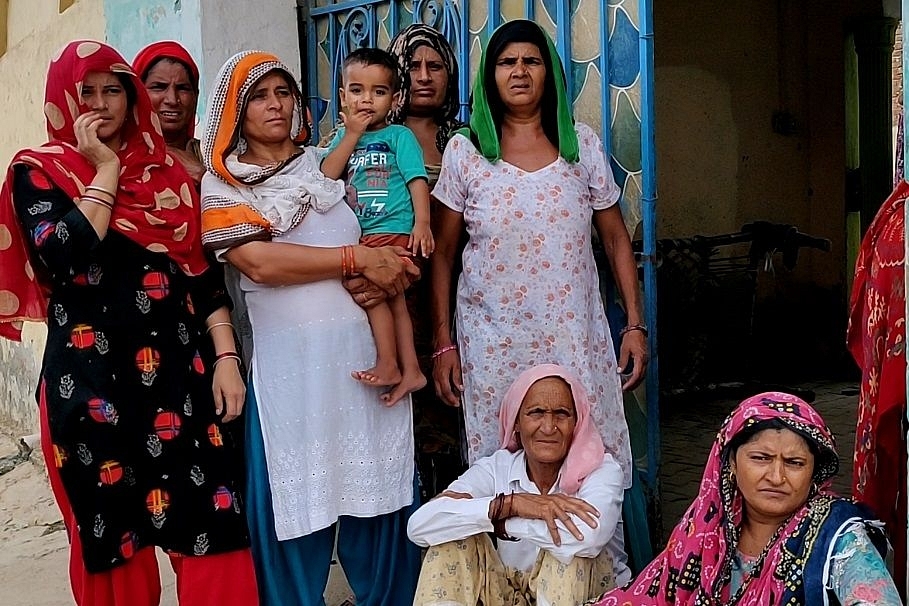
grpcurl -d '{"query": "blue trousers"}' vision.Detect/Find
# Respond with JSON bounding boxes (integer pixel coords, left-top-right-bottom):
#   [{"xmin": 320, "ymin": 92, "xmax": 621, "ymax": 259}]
[{"xmin": 244, "ymin": 384, "xmax": 421, "ymax": 606}]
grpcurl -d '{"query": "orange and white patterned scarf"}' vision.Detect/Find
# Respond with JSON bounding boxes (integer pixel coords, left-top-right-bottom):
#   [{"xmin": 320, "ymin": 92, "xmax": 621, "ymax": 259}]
[{"xmin": 199, "ymin": 51, "xmax": 344, "ymax": 253}]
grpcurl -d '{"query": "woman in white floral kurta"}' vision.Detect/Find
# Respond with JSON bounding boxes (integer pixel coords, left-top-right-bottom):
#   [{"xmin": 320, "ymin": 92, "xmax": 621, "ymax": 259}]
[{"xmin": 430, "ymin": 20, "xmax": 646, "ymax": 488}]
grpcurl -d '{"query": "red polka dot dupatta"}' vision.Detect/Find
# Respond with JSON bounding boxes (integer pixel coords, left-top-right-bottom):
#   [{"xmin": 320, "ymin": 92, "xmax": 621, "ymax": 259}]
[{"xmin": 0, "ymin": 40, "xmax": 208, "ymax": 341}]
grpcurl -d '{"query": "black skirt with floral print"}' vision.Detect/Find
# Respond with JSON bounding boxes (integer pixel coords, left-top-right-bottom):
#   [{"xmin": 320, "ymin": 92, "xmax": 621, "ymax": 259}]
[{"xmin": 13, "ymin": 165, "xmax": 249, "ymax": 572}]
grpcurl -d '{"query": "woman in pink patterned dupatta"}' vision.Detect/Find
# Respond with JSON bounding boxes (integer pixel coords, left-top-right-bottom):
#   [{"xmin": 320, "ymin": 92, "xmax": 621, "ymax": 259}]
[{"xmin": 590, "ymin": 392, "xmax": 901, "ymax": 606}]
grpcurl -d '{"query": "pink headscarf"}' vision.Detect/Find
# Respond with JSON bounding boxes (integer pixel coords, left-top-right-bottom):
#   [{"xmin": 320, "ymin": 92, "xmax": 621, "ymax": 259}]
[{"xmin": 498, "ymin": 364, "xmax": 605, "ymax": 495}]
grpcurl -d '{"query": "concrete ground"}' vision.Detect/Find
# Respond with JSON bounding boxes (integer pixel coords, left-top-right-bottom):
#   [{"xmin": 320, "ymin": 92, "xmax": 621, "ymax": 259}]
[{"xmin": 0, "ymin": 380, "xmax": 859, "ymax": 605}]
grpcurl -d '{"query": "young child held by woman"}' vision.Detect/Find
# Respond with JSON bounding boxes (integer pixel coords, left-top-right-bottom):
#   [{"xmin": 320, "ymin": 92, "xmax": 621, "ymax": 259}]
[{"xmin": 322, "ymin": 48, "xmax": 432, "ymax": 405}]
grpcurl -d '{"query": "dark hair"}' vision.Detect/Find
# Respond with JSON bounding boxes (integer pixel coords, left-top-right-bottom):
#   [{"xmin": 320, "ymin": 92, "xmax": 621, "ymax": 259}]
[
  {"xmin": 140, "ymin": 56, "xmax": 199, "ymax": 93},
  {"xmin": 115, "ymin": 72, "xmax": 138, "ymax": 111},
  {"xmin": 483, "ymin": 20, "xmax": 562, "ymax": 150},
  {"xmin": 725, "ymin": 418, "xmax": 836, "ymax": 481},
  {"xmin": 343, "ymin": 47, "xmax": 400, "ymax": 91}
]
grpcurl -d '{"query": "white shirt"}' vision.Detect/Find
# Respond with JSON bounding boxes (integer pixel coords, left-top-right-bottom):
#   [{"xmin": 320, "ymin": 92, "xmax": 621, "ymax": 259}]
[
  {"xmin": 407, "ymin": 449, "xmax": 630, "ymax": 583},
  {"xmin": 203, "ymin": 153, "xmax": 415, "ymax": 540}
]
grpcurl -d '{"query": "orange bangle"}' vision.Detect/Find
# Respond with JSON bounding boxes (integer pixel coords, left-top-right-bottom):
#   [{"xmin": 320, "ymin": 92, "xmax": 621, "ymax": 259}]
[
  {"xmin": 348, "ymin": 245, "xmax": 357, "ymax": 276},
  {"xmin": 341, "ymin": 245, "xmax": 356, "ymax": 279}
]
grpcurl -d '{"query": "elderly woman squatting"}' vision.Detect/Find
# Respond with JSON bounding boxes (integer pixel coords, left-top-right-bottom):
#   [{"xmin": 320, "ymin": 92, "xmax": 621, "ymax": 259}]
[{"xmin": 408, "ymin": 364, "xmax": 624, "ymax": 605}]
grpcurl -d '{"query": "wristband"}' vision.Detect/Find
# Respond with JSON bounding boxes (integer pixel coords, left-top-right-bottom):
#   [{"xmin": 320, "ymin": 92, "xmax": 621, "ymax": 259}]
[
  {"xmin": 81, "ymin": 194, "xmax": 113, "ymax": 210},
  {"xmin": 619, "ymin": 324, "xmax": 648, "ymax": 337},
  {"xmin": 206, "ymin": 321, "xmax": 235, "ymax": 335},
  {"xmin": 85, "ymin": 184, "xmax": 117, "ymax": 198},
  {"xmin": 213, "ymin": 351, "xmax": 241, "ymax": 367},
  {"xmin": 490, "ymin": 493, "xmax": 518, "ymax": 542},
  {"xmin": 431, "ymin": 344, "xmax": 457, "ymax": 359},
  {"xmin": 341, "ymin": 245, "xmax": 355, "ymax": 279}
]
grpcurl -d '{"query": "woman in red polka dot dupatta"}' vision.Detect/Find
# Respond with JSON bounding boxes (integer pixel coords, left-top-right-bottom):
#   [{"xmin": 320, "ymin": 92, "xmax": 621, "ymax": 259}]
[{"xmin": 0, "ymin": 41, "xmax": 258, "ymax": 605}]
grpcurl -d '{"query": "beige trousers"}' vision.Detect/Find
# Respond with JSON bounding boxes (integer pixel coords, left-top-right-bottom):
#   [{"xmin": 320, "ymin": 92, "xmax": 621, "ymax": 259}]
[{"xmin": 413, "ymin": 535, "xmax": 615, "ymax": 606}]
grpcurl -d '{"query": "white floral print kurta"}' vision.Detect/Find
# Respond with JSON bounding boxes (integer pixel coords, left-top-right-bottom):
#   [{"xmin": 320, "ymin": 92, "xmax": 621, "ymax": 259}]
[{"xmin": 433, "ymin": 123, "xmax": 632, "ymax": 487}]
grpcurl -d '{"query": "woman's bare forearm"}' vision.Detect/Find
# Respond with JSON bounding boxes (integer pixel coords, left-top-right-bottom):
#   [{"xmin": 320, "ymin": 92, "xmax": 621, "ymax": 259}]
[
  {"xmin": 594, "ymin": 206, "xmax": 642, "ymax": 324},
  {"xmin": 430, "ymin": 205, "xmax": 464, "ymax": 346},
  {"xmin": 223, "ymin": 240, "xmax": 345, "ymax": 286}
]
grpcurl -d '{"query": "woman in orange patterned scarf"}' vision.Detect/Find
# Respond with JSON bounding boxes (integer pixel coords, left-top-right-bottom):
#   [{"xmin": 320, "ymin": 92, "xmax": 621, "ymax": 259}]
[
  {"xmin": 0, "ymin": 41, "xmax": 258, "ymax": 605},
  {"xmin": 200, "ymin": 51, "xmax": 422, "ymax": 605}
]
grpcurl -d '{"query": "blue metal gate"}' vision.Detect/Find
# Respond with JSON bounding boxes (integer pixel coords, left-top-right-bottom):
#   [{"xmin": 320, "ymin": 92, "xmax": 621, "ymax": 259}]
[{"xmin": 298, "ymin": 0, "xmax": 660, "ymax": 491}]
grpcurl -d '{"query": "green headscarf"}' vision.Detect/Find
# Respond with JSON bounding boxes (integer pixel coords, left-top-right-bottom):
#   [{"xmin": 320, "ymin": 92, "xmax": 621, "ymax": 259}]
[{"xmin": 461, "ymin": 20, "xmax": 579, "ymax": 163}]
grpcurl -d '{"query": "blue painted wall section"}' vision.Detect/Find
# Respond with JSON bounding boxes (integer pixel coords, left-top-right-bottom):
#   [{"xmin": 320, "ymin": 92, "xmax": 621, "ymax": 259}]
[{"xmin": 104, "ymin": 0, "xmax": 205, "ymax": 118}]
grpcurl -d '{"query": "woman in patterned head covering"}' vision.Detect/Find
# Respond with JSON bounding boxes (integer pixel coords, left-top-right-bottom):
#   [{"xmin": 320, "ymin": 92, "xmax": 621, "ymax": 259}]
[
  {"xmin": 0, "ymin": 40, "xmax": 257, "ymax": 605},
  {"xmin": 200, "ymin": 51, "xmax": 422, "ymax": 605},
  {"xmin": 590, "ymin": 392, "xmax": 901, "ymax": 606},
  {"xmin": 387, "ymin": 23, "xmax": 463, "ymax": 179}
]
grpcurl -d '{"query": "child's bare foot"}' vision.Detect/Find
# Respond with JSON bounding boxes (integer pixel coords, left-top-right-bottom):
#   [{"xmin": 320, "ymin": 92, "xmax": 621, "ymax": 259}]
[
  {"xmin": 351, "ymin": 363, "xmax": 402, "ymax": 387},
  {"xmin": 381, "ymin": 369, "xmax": 427, "ymax": 406}
]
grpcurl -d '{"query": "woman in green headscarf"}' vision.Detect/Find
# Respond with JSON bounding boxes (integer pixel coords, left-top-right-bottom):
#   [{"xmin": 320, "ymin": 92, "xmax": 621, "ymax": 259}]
[{"xmin": 430, "ymin": 19, "xmax": 645, "ymax": 540}]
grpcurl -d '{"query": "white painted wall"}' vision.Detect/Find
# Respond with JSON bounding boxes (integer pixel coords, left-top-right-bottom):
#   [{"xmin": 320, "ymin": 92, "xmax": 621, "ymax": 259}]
[
  {"xmin": 0, "ymin": 0, "xmax": 106, "ymax": 435},
  {"xmin": 104, "ymin": 0, "xmax": 301, "ymax": 131},
  {"xmin": 198, "ymin": 0, "xmax": 302, "ymax": 114},
  {"xmin": 7, "ymin": 0, "xmax": 61, "ymax": 50}
]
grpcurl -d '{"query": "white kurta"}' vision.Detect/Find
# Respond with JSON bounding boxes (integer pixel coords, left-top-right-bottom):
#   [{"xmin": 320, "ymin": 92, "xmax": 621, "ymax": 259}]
[
  {"xmin": 432, "ymin": 123, "xmax": 632, "ymax": 487},
  {"xmin": 407, "ymin": 449, "xmax": 631, "ymax": 584},
  {"xmin": 216, "ymin": 152, "xmax": 415, "ymax": 541}
]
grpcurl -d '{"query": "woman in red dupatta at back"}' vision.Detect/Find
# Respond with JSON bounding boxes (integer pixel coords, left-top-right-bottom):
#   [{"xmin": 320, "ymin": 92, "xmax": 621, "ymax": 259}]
[
  {"xmin": 848, "ymin": 181, "xmax": 907, "ymax": 599},
  {"xmin": 0, "ymin": 40, "xmax": 258, "ymax": 605},
  {"xmin": 132, "ymin": 40, "xmax": 205, "ymax": 184}
]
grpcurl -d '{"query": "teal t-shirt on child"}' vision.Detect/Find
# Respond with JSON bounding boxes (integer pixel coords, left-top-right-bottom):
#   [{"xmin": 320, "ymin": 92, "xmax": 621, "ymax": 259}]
[{"xmin": 327, "ymin": 124, "xmax": 428, "ymax": 236}]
